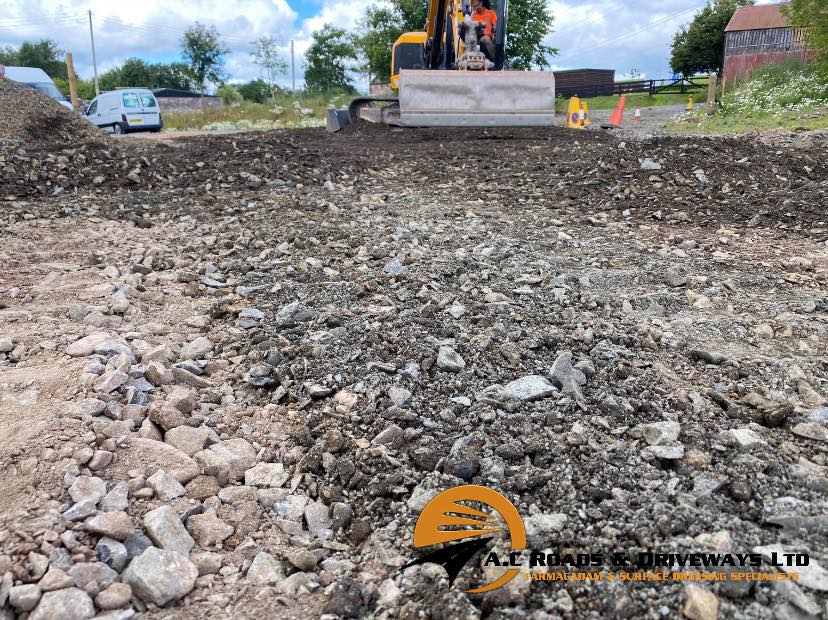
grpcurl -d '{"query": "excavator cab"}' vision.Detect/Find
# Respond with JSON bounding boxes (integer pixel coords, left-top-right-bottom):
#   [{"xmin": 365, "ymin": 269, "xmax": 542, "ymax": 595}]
[{"xmin": 326, "ymin": 0, "xmax": 555, "ymax": 131}]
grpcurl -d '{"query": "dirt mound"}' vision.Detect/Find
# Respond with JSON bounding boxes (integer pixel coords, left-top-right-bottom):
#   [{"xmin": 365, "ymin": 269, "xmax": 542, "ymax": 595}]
[{"xmin": 0, "ymin": 77, "xmax": 108, "ymax": 149}]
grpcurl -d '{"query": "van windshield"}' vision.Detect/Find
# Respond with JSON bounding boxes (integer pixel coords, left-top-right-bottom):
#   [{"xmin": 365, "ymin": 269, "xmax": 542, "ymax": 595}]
[{"xmin": 25, "ymin": 82, "xmax": 64, "ymax": 101}]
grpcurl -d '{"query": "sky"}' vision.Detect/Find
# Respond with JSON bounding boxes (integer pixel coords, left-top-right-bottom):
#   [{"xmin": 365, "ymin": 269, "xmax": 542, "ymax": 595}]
[{"xmin": 0, "ymin": 0, "xmax": 776, "ymax": 91}]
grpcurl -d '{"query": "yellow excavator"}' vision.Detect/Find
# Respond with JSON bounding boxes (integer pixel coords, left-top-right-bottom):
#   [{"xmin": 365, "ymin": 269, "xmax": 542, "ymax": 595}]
[{"xmin": 326, "ymin": 0, "xmax": 556, "ymax": 131}]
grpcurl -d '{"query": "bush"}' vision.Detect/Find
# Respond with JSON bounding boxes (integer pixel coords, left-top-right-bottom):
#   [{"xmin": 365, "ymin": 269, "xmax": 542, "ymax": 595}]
[
  {"xmin": 722, "ymin": 60, "xmax": 828, "ymax": 116},
  {"xmin": 217, "ymin": 84, "xmax": 241, "ymax": 105}
]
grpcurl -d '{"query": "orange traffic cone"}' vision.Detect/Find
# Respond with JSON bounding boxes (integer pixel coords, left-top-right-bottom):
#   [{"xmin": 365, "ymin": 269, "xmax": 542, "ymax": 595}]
[
  {"xmin": 604, "ymin": 96, "xmax": 626, "ymax": 128},
  {"xmin": 634, "ymin": 108, "xmax": 641, "ymax": 121}
]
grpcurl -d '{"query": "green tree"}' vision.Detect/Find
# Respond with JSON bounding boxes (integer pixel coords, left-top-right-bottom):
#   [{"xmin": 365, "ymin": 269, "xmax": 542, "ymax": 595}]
[
  {"xmin": 181, "ymin": 22, "xmax": 228, "ymax": 99},
  {"xmin": 0, "ymin": 46, "xmax": 17, "ymax": 66},
  {"xmin": 3, "ymin": 39, "xmax": 67, "ymax": 79},
  {"xmin": 356, "ymin": 0, "xmax": 426, "ymax": 82},
  {"xmin": 53, "ymin": 76, "xmax": 96, "ymax": 100},
  {"xmin": 237, "ymin": 79, "xmax": 273, "ymax": 103},
  {"xmin": 504, "ymin": 0, "xmax": 558, "ymax": 70},
  {"xmin": 671, "ymin": 0, "xmax": 754, "ymax": 76},
  {"xmin": 149, "ymin": 63, "xmax": 196, "ymax": 90},
  {"xmin": 304, "ymin": 24, "xmax": 358, "ymax": 93},
  {"xmin": 251, "ymin": 35, "xmax": 287, "ymax": 100},
  {"xmin": 99, "ymin": 58, "xmax": 196, "ymax": 91},
  {"xmin": 217, "ymin": 84, "xmax": 241, "ymax": 105},
  {"xmin": 784, "ymin": 0, "xmax": 828, "ymax": 72}
]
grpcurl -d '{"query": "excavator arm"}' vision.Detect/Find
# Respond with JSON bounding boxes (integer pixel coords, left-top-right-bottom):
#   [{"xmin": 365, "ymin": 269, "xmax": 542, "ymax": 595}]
[{"xmin": 424, "ymin": 0, "xmax": 449, "ymax": 70}]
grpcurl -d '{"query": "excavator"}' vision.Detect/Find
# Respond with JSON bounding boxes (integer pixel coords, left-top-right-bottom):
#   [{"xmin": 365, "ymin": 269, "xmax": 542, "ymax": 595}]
[{"xmin": 326, "ymin": 0, "xmax": 556, "ymax": 131}]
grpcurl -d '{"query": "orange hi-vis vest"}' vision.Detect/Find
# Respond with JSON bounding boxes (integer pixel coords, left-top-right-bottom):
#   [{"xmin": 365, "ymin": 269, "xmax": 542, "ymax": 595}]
[{"xmin": 472, "ymin": 8, "xmax": 497, "ymax": 38}]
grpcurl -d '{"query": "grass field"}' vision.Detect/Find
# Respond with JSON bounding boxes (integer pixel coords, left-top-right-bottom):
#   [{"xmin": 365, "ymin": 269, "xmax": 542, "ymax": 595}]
[
  {"xmin": 162, "ymin": 93, "xmax": 350, "ymax": 131},
  {"xmin": 667, "ymin": 107, "xmax": 828, "ymax": 134}
]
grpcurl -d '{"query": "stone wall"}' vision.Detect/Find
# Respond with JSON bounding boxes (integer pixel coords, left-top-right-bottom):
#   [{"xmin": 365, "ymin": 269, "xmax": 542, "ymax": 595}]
[{"xmin": 156, "ymin": 97, "xmax": 224, "ymax": 112}]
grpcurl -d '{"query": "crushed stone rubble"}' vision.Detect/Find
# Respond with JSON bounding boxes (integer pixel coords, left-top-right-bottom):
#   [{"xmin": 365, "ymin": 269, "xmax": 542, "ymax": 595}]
[{"xmin": 0, "ymin": 118, "xmax": 826, "ymax": 619}]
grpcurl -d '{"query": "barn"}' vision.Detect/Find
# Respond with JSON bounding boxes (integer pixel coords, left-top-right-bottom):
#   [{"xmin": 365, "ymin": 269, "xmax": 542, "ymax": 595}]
[{"xmin": 723, "ymin": 2, "xmax": 815, "ymax": 85}]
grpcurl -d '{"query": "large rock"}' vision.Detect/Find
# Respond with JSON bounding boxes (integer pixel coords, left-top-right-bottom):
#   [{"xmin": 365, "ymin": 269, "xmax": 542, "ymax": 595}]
[
  {"xmin": 436, "ymin": 346, "xmax": 465, "ymax": 372},
  {"xmin": 193, "ymin": 449, "xmax": 231, "ymax": 486},
  {"xmin": 66, "ymin": 333, "xmax": 129, "ymax": 358},
  {"xmin": 209, "ymin": 439, "xmax": 256, "ymax": 482},
  {"xmin": 180, "ymin": 336, "xmax": 213, "ymax": 361},
  {"xmin": 244, "ymin": 462, "xmax": 288, "ymax": 488},
  {"xmin": 247, "ymin": 552, "xmax": 285, "ymax": 585},
  {"xmin": 185, "ymin": 510, "xmax": 234, "ymax": 546},
  {"xmin": 499, "ymin": 375, "xmax": 557, "ymax": 402},
  {"xmin": 68, "ymin": 476, "xmax": 107, "ymax": 505},
  {"xmin": 143, "ymin": 505, "xmax": 194, "ymax": 556},
  {"xmin": 165, "ymin": 425, "xmax": 211, "ymax": 456},
  {"xmin": 550, "ymin": 351, "xmax": 587, "ymax": 388},
  {"xmin": 67, "ymin": 562, "xmax": 118, "ymax": 590},
  {"xmin": 683, "ymin": 584, "xmax": 719, "ymax": 620},
  {"xmin": 112, "ymin": 438, "xmax": 199, "ymax": 484},
  {"xmin": 147, "ymin": 469, "xmax": 186, "ymax": 501},
  {"xmin": 84, "ymin": 511, "xmax": 134, "ymax": 540},
  {"xmin": 148, "ymin": 401, "xmax": 186, "ymax": 431},
  {"xmin": 9, "ymin": 584, "xmax": 41, "ymax": 611},
  {"xmin": 640, "ymin": 421, "xmax": 681, "ymax": 446},
  {"xmin": 121, "ymin": 547, "xmax": 197, "ymax": 606},
  {"xmin": 29, "ymin": 588, "xmax": 95, "ymax": 620}
]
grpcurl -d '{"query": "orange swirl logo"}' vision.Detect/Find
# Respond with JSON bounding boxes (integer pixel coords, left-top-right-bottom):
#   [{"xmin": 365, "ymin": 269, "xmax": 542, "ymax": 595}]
[{"xmin": 404, "ymin": 485, "xmax": 526, "ymax": 593}]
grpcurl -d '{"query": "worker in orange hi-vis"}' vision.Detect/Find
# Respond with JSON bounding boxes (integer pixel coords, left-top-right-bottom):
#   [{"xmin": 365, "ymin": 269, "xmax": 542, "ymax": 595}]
[{"xmin": 470, "ymin": 0, "xmax": 497, "ymax": 61}]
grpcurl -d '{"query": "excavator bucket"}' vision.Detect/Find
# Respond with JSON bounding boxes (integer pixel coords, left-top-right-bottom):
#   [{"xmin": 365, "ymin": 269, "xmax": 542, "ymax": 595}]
[{"xmin": 398, "ymin": 70, "xmax": 555, "ymax": 127}]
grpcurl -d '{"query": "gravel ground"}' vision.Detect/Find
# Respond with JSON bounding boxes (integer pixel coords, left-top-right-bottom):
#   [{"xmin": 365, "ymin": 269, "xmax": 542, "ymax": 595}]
[
  {"xmin": 0, "ymin": 95, "xmax": 827, "ymax": 620},
  {"xmin": 588, "ymin": 104, "xmax": 691, "ymax": 138}
]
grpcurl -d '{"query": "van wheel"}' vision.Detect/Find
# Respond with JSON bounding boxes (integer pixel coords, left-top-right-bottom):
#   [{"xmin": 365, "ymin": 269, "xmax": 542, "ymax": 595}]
[{"xmin": 113, "ymin": 123, "xmax": 124, "ymax": 135}]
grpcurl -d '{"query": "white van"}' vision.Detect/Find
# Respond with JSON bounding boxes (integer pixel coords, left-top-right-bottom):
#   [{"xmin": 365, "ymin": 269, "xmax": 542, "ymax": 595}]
[
  {"xmin": 84, "ymin": 89, "xmax": 163, "ymax": 134},
  {"xmin": 2, "ymin": 66, "xmax": 73, "ymax": 110}
]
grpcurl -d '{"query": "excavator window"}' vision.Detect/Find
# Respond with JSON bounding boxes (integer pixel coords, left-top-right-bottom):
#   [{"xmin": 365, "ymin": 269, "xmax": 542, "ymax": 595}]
[{"xmin": 393, "ymin": 43, "xmax": 425, "ymax": 74}]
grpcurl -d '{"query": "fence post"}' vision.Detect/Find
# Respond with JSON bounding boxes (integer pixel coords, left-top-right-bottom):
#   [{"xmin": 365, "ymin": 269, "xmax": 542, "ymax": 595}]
[{"xmin": 707, "ymin": 73, "xmax": 717, "ymax": 114}]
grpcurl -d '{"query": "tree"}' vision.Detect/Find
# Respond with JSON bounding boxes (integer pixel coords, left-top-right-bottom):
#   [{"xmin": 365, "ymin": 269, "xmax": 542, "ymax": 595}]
[
  {"xmin": 0, "ymin": 46, "xmax": 17, "ymax": 66},
  {"xmin": 251, "ymin": 36, "xmax": 287, "ymax": 100},
  {"xmin": 238, "ymin": 79, "xmax": 274, "ymax": 103},
  {"xmin": 99, "ymin": 58, "xmax": 196, "ymax": 91},
  {"xmin": 53, "ymin": 76, "xmax": 96, "ymax": 99},
  {"xmin": 671, "ymin": 0, "xmax": 754, "ymax": 76},
  {"xmin": 217, "ymin": 84, "xmax": 241, "ymax": 105},
  {"xmin": 150, "ymin": 63, "xmax": 196, "ymax": 90},
  {"xmin": 784, "ymin": 0, "xmax": 828, "ymax": 72},
  {"xmin": 356, "ymin": 0, "xmax": 426, "ymax": 82},
  {"xmin": 181, "ymin": 22, "xmax": 228, "ymax": 99},
  {"xmin": 504, "ymin": 0, "xmax": 558, "ymax": 70},
  {"xmin": 304, "ymin": 24, "xmax": 358, "ymax": 93},
  {"xmin": 0, "ymin": 39, "xmax": 67, "ymax": 79}
]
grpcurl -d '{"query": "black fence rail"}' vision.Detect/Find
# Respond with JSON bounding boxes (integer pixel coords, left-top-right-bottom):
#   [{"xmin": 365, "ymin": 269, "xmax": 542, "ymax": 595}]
[{"xmin": 557, "ymin": 76, "xmax": 707, "ymax": 99}]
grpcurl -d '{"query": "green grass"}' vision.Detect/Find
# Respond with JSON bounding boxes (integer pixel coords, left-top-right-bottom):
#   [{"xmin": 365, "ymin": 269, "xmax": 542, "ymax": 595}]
[
  {"xmin": 667, "ymin": 107, "xmax": 828, "ymax": 134},
  {"xmin": 162, "ymin": 93, "xmax": 351, "ymax": 131}
]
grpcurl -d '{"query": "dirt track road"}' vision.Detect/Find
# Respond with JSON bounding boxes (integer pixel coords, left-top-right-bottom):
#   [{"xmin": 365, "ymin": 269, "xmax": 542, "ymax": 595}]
[{"xmin": 1, "ymin": 121, "xmax": 827, "ymax": 619}]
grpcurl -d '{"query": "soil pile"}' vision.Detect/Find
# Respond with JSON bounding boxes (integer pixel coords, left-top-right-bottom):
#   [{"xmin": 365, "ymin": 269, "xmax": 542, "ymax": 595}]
[{"xmin": 0, "ymin": 78, "xmax": 107, "ymax": 149}]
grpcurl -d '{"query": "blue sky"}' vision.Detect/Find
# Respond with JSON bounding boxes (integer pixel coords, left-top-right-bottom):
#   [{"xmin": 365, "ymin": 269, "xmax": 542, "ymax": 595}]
[{"xmin": 0, "ymin": 0, "xmax": 776, "ymax": 91}]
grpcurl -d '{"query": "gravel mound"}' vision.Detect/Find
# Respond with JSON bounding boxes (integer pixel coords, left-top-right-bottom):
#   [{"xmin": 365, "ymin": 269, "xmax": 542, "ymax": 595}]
[{"xmin": 0, "ymin": 78, "xmax": 108, "ymax": 149}]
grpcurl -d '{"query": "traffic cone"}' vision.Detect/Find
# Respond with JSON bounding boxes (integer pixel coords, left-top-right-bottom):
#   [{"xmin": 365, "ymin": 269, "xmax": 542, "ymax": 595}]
[
  {"xmin": 687, "ymin": 96, "xmax": 694, "ymax": 110},
  {"xmin": 580, "ymin": 102, "xmax": 590, "ymax": 126},
  {"xmin": 604, "ymin": 96, "xmax": 626, "ymax": 128},
  {"xmin": 633, "ymin": 108, "xmax": 641, "ymax": 121}
]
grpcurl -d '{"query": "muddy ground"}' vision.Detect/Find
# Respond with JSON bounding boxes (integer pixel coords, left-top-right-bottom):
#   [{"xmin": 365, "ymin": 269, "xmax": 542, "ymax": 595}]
[{"xmin": 0, "ymin": 122, "xmax": 827, "ymax": 620}]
